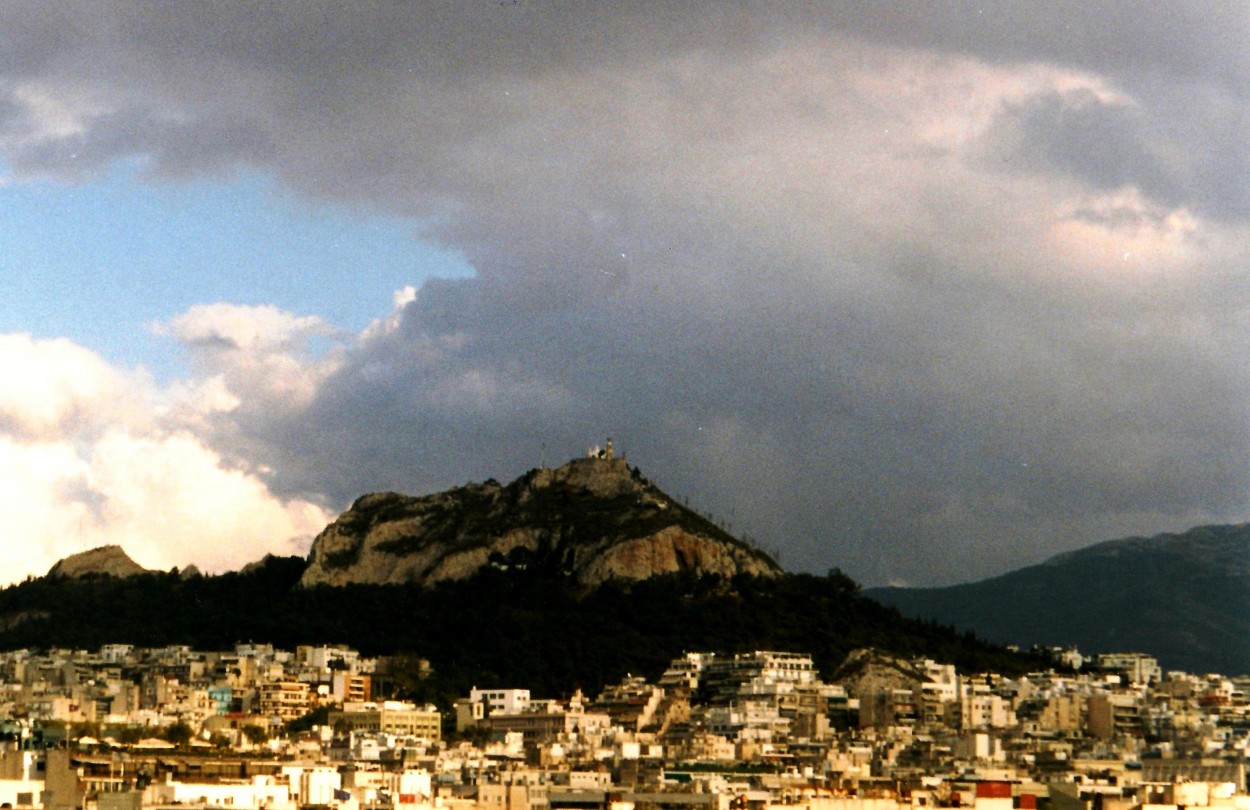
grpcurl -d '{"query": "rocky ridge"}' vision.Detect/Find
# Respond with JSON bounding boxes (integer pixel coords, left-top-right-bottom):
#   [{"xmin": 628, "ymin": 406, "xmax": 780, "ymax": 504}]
[
  {"xmin": 300, "ymin": 454, "xmax": 782, "ymax": 588},
  {"xmin": 46, "ymin": 545, "xmax": 149, "ymax": 579}
]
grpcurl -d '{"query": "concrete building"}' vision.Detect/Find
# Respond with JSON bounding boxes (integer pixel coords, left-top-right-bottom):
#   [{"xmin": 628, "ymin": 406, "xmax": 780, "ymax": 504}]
[
  {"xmin": 1096, "ymin": 653, "xmax": 1161, "ymax": 686},
  {"xmin": 331, "ymin": 701, "xmax": 442, "ymax": 741},
  {"xmin": 258, "ymin": 680, "xmax": 312, "ymax": 723},
  {"xmin": 457, "ymin": 689, "xmax": 532, "ymax": 731}
]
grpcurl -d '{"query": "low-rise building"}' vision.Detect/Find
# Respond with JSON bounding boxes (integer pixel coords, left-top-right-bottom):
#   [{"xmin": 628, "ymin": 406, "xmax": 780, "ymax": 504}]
[{"xmin": 331, "ymin": 701, "xmax": 442, "ymax": 741}]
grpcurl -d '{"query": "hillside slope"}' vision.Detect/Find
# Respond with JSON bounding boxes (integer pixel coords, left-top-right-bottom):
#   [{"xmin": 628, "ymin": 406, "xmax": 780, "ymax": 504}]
[
  {"xmin": 866, "ymin": 523, "xmax": 1250, "ymax": 674},
  {"xmin": 0, "ymin": 560, "xmax": 1043, "ymax": 702}
]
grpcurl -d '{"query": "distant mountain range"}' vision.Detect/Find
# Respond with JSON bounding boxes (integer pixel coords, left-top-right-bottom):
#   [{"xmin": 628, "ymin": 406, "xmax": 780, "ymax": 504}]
[{"xmin": 866, "ymin": 523, "xmax": 1250, "ymax": 676}]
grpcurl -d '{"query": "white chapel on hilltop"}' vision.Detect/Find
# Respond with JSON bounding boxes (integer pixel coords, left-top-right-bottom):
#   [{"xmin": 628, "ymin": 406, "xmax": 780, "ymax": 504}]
[{"xmin": 587, "ymin": 437, "xmax": 618, "ymax": 460}]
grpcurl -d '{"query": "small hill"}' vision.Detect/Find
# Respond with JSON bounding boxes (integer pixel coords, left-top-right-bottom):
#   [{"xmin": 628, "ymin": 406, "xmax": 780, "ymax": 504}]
[
  {"xmin": 866, "ymin": 523, "xmax": 1250, "ymax": 675},
  {"xmin": 47, "ymin": 545, "xmax": 149, "ymax": 579},
  {"xmin": 301, "ymin": 452, "xmax": 781, "ymax": 587}
]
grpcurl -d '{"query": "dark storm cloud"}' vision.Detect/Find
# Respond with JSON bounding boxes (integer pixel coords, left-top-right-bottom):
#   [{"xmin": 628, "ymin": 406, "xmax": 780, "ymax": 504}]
[
  {"xmin": 981, "ymin": 90, "xmax": 1170, "ymax": 195},
  {"xmin": 824, "ymin": 1, "xmax": 1250, "ymax": 91},
  {"xmin": 4, "ymin": 2, "xmax": 1249, "ymax": 584},
  {"xmin": 977, "ymin": 85, "xmax": 1250, "ymax": 221}
]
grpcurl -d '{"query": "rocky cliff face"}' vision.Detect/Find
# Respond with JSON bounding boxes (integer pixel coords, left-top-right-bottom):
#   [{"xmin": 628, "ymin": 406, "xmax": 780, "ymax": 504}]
[
  {"xmin": 300, "ymin": 456, "xmax": 782, "ymax": 588},
  {"xmin": 47, "ymin": 545, "xmax": 149, "ymax": 579}
]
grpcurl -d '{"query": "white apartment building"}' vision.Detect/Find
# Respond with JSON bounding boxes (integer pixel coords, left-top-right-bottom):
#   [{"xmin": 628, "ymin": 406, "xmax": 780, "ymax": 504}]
[
  {"xmin": 457, "ymin": 688, "xmax": 532, "ymax": 730},
  {"xmin": 659, "ymin": 652, "xmax": 716, "ymax": 690},
  {"xmin": 470, "ymin": 688, "xmax": 532, "ymax": 715}
]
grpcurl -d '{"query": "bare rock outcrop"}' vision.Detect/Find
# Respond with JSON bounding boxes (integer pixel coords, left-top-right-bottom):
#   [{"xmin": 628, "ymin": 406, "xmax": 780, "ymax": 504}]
[
  {"xmin": 47, "ymin": 545, "xmax": 149, "ymax": 579},
  {"xmin": 301, "ymin": 453, "xmax": 781, "ymax": 588},
  {"xmin": 829, "ymin": 647, "xmax": 929, "ymax": 699},
  {"xmin": 578, "ymin": 526, "xmax": 775, "ymax": 583}
]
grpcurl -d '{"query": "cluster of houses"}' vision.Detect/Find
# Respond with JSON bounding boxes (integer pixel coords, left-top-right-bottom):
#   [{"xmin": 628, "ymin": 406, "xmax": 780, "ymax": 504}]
[{"xmin": 0, "ymin": 644, "xmax": 1246, "ymax": 810}]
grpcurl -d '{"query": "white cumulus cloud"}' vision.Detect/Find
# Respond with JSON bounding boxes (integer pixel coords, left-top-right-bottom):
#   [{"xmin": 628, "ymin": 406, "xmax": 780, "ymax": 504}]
[
  {"xmin": 0, "ymin": 332, "xmax": 334, "ymax": 583},
  {"xmin": 156, "ymin": 302, "xmax": 346, "ymax": 411},
  {"xmin": 0, "ymin": 334, "xmax": 150, "ymax": 440}
]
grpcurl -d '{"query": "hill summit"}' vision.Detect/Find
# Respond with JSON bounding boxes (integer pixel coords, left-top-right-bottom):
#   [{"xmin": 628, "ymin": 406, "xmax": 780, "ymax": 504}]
[
  {"xmin": 47, "ymin": 545, "xmax": 149, "ymax": 579},
  {"xmin": 301, "ymin": 446, "xmax": 782, "ymax": 588}
]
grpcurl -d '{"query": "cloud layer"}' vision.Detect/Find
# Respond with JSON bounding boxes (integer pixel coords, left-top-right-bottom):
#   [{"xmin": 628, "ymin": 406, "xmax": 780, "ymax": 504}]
[{"xmin": 1, "ymin": 3, "xmax": 1248, "ymax": 584}]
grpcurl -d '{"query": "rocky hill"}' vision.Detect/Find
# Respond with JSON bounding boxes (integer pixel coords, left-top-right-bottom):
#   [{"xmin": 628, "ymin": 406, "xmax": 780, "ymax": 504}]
[
  {"xmin": 301, "ymin": 453, "xmax": 781, "ymax": 588},
  {"xmin": 46, "ymin": 545, "xmax": 149, "ymax": 579},
  {"xmin": 866, "ymin": 523, "xmax": 1250, "ymax": 675}
]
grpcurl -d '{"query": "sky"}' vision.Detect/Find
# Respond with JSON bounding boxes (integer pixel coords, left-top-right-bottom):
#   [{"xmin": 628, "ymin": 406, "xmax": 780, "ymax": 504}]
[{"xmin": 0, "ymin": 2, "xmax": 1247, "ymax": 586}]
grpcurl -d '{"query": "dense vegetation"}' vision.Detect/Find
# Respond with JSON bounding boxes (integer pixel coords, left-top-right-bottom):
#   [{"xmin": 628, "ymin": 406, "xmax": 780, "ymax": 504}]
[{"xmin": 0, "ymin": 560, "xmax": 1044, "ymax": 708}]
